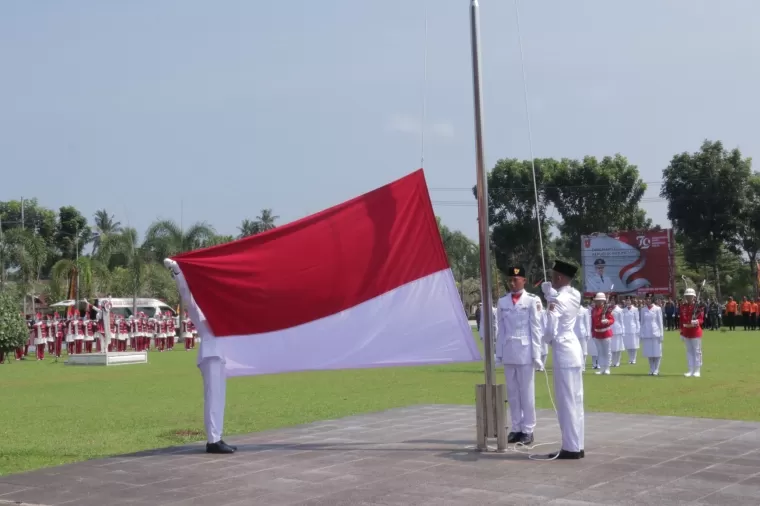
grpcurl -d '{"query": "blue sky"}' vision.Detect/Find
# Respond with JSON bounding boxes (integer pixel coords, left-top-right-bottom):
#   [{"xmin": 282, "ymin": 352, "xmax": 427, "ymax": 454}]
[{"xmin": 2, "ymin": 0, "xmax": 758, "ymax": 241}]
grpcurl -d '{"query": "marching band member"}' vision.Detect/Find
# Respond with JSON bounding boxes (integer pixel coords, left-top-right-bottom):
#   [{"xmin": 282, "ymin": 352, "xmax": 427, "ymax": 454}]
[
  {"xmin": 66, "ymin": 313, "xmax": 76, "ymax": 355},
  {"xmin": 591, "ymin": 292, "xmax": 614, "ymax": 375},
  {"xmin": 541, "ymin": 260, "xmax": 584, "ymax": 460},
  {"xmin": 166, "ymin": 312, "xmax": 176, "ymax": 350},
  {"xmin": 117, "ymin": 315, "xmax": 128, "ymax": 352},
  {"xmin": 574, "ymin": 301, "xmax": 589, "ymax": 371},
  {"xmin": 147, "ymin": 314, "xmax": 158, "ymax": 352},
  {"xmin": 640, "ymin": 293, "xmax": 664, "ymax": 375},
  {"xmin": 127, "ymin": 315, "xmax": 135, "ymax": 350},
  {"xmin": 496, "ymin": 266, "xmax": 543, "ymax": 445},
  {"xmin": 190, "ymin": 317, "xmax": 197, "ymax": 348},
  {"xmin": 83, "ymin": 312, "xmax": 96, "ymax": 353},
  {"xmin": 609, "ymin": 295, "xmax": 624, "ymax": 367},
  {"xmin": 46, "ymin": 315, "xmax": 56, "ymax": 354},
  {"xmin": 73, "ymin": 312, "xmax": 84, "ymax": 354},
  {"xmin": 586, "ymin": 302, "xmax": 598, "ymax": 369},
  {"xmin": 181, "ymin": 312, "xmax": 193, "ymax": 351},
  {"xmin": 155, "ymin": 313, "xmax": 166, "ymax": 351},
  {"xmin": 94, "ymin": 306, "xmax": 104, "ymax": 352},
  {"xmin": 622, "ymin": 297, "xmax": 640, "ymax": 365},
  {"xmin": 33, "ymin": 313, "xmax": 46, "ymax": 360},
  {"xmin": 53, "ymin": 313, "xmax": 65, "ymax": 358},
  {"xmin": 138, "ymin": 313, "xmax": 147, "ymax": 351},
  {"xmin": 108, "ymin": 312, "xmax": 118, "ymax": 352},
  {"xmin": 679, "ymin": 288, "xmax": 704, "ymax": 377}
]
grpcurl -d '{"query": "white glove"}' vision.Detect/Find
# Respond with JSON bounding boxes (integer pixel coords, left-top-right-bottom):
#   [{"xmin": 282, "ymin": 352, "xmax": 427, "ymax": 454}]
[
  {"xmin": 601, "ymin": 319, "xmax": 610, "ymax": 325},
  {"xmin": 533, "ymin": 358, "xmax": 544, "ymax": 370},
  {"xmin": 495, "ymin": 356, "xmax": 503, "ymax": 365},
  {"xmin": 541, "ymin": 281, "xmax": 553, "ymax": 295},
  {"xmin": 163, "ymin": 258, "xmax": 180, "ymax": 277},
  {"xmin": 691, "ymin": 319, "xmax": 699, "ymax": 326}
]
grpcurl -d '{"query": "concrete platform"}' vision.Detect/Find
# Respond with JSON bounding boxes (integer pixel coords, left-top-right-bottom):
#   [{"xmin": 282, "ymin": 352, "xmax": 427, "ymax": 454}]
[
  {"xmin": 2, "ymin": 405, "xmax": 760, "ymax": 505},
  {"xmin": 65, "ymin": 351, "xmax": 148, "ymax": 366}
]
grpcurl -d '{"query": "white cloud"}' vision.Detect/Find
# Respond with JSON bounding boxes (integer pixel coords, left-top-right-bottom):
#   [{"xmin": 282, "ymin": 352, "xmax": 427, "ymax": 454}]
[{"xmin": 386, "ymin": 114, "xmax": 454, "ymax": 138}]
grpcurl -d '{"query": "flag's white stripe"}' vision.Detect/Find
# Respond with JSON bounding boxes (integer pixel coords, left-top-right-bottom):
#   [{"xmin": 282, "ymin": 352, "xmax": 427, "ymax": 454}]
[{"xmin": 179, "ymin": 268, "xmax": 480, "ymax": 377}]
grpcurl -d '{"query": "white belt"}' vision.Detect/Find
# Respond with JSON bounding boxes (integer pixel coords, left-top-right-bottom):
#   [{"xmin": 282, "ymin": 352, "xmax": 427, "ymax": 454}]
[{"xmin": 594, "ymin": 327, "xmax": 611, "ymax": 333}]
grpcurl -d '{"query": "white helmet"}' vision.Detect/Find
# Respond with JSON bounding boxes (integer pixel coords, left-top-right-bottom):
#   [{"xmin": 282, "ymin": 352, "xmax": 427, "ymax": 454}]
[
  {"xmin": 593, "ymin": 292, "xmax": 607, "ymax": 301},
  {"xmin": 684, "ymin": 288, "xmax": 696, "ymax": 297}
]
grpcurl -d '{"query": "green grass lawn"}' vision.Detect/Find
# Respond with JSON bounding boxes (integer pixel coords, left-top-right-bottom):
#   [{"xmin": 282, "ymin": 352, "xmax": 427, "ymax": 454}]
[{"xmin": 1, "ymin": 329, "xmax": 759, "ymax": 476}]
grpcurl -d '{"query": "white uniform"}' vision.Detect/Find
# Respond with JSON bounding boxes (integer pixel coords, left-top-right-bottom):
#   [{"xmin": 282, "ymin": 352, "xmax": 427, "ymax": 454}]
[
  {"xmin": 539, "ymin": 305, "xmax": 548, "ymax": 367},
  {"xmin": 621, "ymin": 306, "xmax": 640, "ymax": 364},
  {"xmin": 640, "ymin": 303, "xmax": 664, "ymax": 375},
  {"xmin": 584, "ymin": 274, "xmax": 617, "ymax": 294},
  {"xmin": 479, "ymin": 305, "xmax": 498, "ymax": 354},
  {"xmin": 495, "ymin": 291, "xmax": 542, "ymax": 437},
  {"xmin": 168, "ymin": 261, "xmax": 227, "ymax": 445},
  {"xmin": 542, "ymin": 284, "xmax": 584, "ymax": 454},
  {"xmin": 574, "ymin": 306, "xmax": 589, "ymax": 370},
  {"xmin": 610, "ymin": 305, "xmax": 624, "ymax": 365},
  {"xmin": 585, "ymin": 308, "xmax": 598, "ymax": 367}
]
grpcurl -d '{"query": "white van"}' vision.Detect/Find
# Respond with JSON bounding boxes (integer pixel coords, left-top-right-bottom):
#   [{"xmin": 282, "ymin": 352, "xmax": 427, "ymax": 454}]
[{"xmin": 50, "ymin": 298, "xmax": 176, "ymax": 319}]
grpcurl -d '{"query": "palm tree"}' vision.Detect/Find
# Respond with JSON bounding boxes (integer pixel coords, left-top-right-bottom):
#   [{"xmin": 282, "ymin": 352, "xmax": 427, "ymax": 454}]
[
  {"xmin": 237, "ymin": 219, "xmax": 260, "ymax": 238},
  {"xmin": 2, "ymin": 229, "xmax": 49, "ymax": 311},
  {"xmin": 255, "ymin": 209, "xmax": 278, "ymax": 232},
  {"xmin": 91, "ymin": 209, "xmax": 122, "ymax": 255},
  {"xmin": 143, "ymin": 220, "xmax": 216, "ymax": 319},
  {"xmin": 142, "ymin": 220, "xmax": 216, "ymax": 261}
]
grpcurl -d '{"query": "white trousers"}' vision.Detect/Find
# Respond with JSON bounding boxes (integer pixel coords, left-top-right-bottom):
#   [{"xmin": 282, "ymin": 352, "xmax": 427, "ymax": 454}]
[
  {"xmin": 199, "ymin": 357, "xmax": 227, "ymax": 444},
  {"xmin": 503, "ymin": 364, "xmax": 536, "ymax": 434},
  {"xmin": 682, "ymin": 337, "xmax": 702, "ymax": 371},
  {"xmin": 593, "ymin": 338, "xmax": 612, "ymax": 369},
  {"xmin": 553, "ymin": 366, "xmax": 584, "ymax": 452}
]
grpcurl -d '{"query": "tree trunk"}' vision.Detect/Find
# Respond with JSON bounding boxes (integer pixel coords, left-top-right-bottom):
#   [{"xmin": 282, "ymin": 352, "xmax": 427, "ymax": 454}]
[{"xmin": 751, "ymin": 252, "xmax": 759, "ymax": 299}]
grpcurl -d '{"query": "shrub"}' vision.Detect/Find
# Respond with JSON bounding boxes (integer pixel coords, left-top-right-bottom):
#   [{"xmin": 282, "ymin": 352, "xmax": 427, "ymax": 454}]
[{"xmin": 0, "ymin": 291, "xmax": 27, "ymax": 353}]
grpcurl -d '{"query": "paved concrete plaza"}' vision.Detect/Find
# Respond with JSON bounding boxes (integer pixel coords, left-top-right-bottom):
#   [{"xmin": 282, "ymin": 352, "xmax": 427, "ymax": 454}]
[{"xmin": 2, "ymin": 405, "xmax": 760, "ymax": 505}]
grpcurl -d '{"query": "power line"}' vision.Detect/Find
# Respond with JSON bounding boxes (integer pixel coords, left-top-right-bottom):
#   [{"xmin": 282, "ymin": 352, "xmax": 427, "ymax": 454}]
[{"xmin": 428, "ymin": 177, "xmax": 721, "ymax": 192}]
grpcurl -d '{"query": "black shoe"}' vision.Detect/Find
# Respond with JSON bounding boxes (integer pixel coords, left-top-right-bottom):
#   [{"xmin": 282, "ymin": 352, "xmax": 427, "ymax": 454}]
[
  {"xmin": 547, "ymin": 449, "xmax": 582, "ymax": 460},
  {"xmin": 206, "ymin": 441, "xmax": 235, "ymax": 454},
  {"xmin": 507, "ymin": 432, "xmax": 521, "ymax": 444},
  {"xmin": 219, "ymin": 440, "xmax": 237, "ymax": 451},
  {"xmin": 520, "ymin": 432, "xmax": 534, "ymax": 446},
  {"xmin": 580, "ymin": 449, "xmax": 585, "ymax": 458}
]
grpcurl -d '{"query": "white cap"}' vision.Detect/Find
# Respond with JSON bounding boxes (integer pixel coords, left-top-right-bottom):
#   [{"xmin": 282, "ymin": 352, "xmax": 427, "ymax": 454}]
[
  {"xmin": 593, "ymin": 292, "xmax": 607, "ymax": 301},
  {"xmin": 684, "ymin": 288, "xmax": 696, "ymax": 297}
]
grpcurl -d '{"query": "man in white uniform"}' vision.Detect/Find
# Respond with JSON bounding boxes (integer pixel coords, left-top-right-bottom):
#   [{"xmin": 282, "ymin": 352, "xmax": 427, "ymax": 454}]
[
  {"xmin": 495, "ymin": 266, "xmax": 543, "ymax": 446},
  {"xmin": 622, "ymin": 297, "xmax": 640, "ymax": 364},
  {"xmin": 640, "ymin": 293, "xmax": 664, "ymax": 375},
  {"xmin": 574, "ymin": 301, "xmax": 589, "ymax": 371},
  {"xmin": 164, "ymin": 259, "xmax": 236, "ymax": 454},
  {"xmin": 541, "ymin": 260, "xmax": 585, "ymax": 460},
  {"xmin": 585, "ymin": 258, "xmax": 616, "ymax": 294}
]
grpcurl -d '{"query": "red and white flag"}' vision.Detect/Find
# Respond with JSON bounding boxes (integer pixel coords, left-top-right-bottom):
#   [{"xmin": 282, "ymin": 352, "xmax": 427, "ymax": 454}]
[{"xmin": 170, "ymin": 169, "xmax": 481, "ymax": 377}]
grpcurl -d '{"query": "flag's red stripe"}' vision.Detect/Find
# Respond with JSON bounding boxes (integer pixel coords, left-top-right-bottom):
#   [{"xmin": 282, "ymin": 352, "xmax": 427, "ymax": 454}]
[{"xmin": 174, "ymin": 170, "xmax": 449, "ymax": 337}]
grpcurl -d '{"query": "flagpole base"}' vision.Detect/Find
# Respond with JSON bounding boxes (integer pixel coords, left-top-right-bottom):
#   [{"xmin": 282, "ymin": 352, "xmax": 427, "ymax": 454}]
[{"xmin": 475, "ymin": 383, "xmax": 507, "ymax": 452}]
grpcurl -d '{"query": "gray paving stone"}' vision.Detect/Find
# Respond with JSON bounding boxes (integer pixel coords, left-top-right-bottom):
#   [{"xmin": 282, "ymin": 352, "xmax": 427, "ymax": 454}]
[{"xmin": 2, "ymin": 405, "xmax": 760, "ymax": 505}]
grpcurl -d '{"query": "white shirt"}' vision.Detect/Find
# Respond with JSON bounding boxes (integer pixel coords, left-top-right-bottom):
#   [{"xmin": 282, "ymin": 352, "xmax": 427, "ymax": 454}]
[
  {"xmin": 585, "ymin": 273, "xmax": 618, "ymax": 294},
  {"xmin": 574, "ymin": 306, "xmax": 589, "ymax": 340},
  {"xmin": 622, "ymin": 306, "xmax": 640, "ymax": 335},
  {"xmin": 610, "ymin": 305, "xmax": 624, "ymax": 335},
  {"xmin": 495, "ymin": 291, "xmax": 542, "ymax": 365},
  {"xmin": 640, "ymin": 304, "xmax": 664, "ymax": 340},
  {"xmin": 479, "ymin": 305, "xmax": 498, "ymax": 341},
  {"xmin": 542, "ymin": 284, "xmax": 584, "ymax": 369},
  {"xmin": 173, "ymin": 268, "xmax": 222, "ymax": 365}
]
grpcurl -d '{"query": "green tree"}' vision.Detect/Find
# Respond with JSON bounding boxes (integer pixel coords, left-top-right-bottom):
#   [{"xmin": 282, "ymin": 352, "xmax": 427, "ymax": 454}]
[
  {"xmin": 255, "ymin": 209, "xmax": 278, "ymax": 232},
  {"xmin": 661, "ymin": 140, "xmax": 752, "ymax": 299},
  {"xmin": 237, "ymin": 219, "xmax": 260, "ymax": 238},
  {"xmin": 0, "ymin": 290, "xmax": 27, "ymax": 357},
  {"xmin": 91, "ymin": 209, "xmax": 122, "ymax": 255},
  {"xmin": 55, "ymin": 206, "xmax": 91, "ymax": 260},
  {"xmin": 142, "ymin": 220, "xmax": 216, "ymax": 261},
  {"xmin": 481, "ymin": 158, "xmax": 556, "ymax": 283},
  {"xmin": 738, "ymin": 175, "xmax": 760, "ymax": 296},
  {"xmin": 545, "ymin": 155, "xmax": 652, "ymax": 262}
]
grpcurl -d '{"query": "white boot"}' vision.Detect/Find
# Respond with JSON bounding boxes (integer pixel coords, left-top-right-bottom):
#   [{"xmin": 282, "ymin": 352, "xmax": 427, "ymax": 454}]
[{"xmin": 693, "ymin": 368, "xmax": 701, "ymax": 377}]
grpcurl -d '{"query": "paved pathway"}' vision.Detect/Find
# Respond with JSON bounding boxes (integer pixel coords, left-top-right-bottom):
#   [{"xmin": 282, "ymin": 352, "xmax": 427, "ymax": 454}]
[{"xmin": 2, "ymin": 405, "xmax": 760, "ymax": 505}]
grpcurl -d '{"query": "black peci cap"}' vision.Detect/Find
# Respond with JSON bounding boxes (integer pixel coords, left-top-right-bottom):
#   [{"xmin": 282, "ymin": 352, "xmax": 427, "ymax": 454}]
[
  {"xmin": 552, "ymin": 260, "xmax": 578, "ymax": 279},
  {"xmin": 507, "ymin": 266, "xmax": 526, "ymax": 277}
]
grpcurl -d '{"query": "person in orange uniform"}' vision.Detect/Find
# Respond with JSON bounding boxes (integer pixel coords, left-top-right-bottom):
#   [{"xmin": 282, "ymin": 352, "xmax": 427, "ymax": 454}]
[
  {"xmin": 726, "ymin": 297, "xmax": 738, "ymax": 331},
  {"xmin": 679, "ymin": 288, "xmax": 704, "ymax": 377},
  {"xmin": 752, "ymin": 299, "xmax": 759, "ymax": 331},
  {"xmin": 741, "ymin": 296, "xmax": 751, "ymax": 330}
]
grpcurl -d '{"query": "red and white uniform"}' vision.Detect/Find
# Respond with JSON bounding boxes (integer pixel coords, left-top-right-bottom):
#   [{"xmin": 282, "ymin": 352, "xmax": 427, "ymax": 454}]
[
  {"xmin": 33, "ymin": 314, "xmax": 47, "ymax": 360},
  {"xmin": 84, "ymin": 318, "xmax": 96, "ymax": 353},
  {"xmin": 166, "ymin": 314, "xmax": 176, "ymax": 350},
  {"xmin": 46, "ymin": 316, "xmax": 56, "ymax": 353},
  {"xmin": 117, "ymin": 317, "xmax": 128, "ymax": 352},
  {"xmin": 679, "ymin": 302, "xmax": 704, "ymax": 376},
  {"xmin": 181, "ymin": 314, "xmax": 193, "ymax": 351},
  {"xmin": 591, "ymin": 305, "xmax": 614, "ymax": 374},
  {"xmin": 53, "ymin": 316, "xmax": 65, "ymax": 357},
  {"xmin": 156, "ymin": 316, "xmax": 168, "ymax": 351}
]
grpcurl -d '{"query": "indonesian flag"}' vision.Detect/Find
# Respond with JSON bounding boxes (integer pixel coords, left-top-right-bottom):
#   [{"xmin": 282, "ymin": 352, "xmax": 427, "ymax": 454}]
[{"xmin": 168, "ymin": 170, "xmax": 481, "ymax": 377}]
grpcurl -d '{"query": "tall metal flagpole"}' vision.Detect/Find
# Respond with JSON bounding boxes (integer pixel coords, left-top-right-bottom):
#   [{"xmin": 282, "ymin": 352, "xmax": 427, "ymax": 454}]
[{"xmin": 470, "ymin": 0, "xmax": 506, "ymax": 452}]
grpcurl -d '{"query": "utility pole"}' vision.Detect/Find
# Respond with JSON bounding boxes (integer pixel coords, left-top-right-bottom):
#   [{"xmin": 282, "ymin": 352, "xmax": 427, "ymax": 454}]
[{"xmin": 20, "ymin": 197, "xmax": 24, "ymax": 231}]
